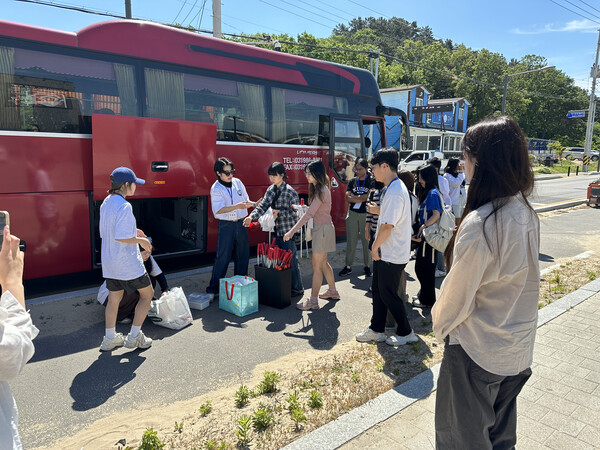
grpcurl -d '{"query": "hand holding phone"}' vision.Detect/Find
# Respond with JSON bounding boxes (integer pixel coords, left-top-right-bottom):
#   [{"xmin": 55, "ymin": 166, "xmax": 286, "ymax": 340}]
[{"xmin": 0, "ymin": 211, "xmax": 9, "ymax": 250}]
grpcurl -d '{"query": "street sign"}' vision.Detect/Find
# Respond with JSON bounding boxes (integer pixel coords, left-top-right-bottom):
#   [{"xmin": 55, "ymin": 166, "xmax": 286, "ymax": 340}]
[{"xmin": 567, "ymin": 110, "xmax": 586, "ymax": 118}]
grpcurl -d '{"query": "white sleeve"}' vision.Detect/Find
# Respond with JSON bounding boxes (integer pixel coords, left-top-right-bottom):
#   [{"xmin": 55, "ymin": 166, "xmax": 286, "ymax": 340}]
[
  {"xmin": 113, "ymin": 203, "xmax": 137, "ymax": 240},
  {"xmin": 148, "ymin": 256, "xmax": 162, "ymax": 277},
  {"xmin": 0, "ymin": 291, "xmax": 38, "ymax": 381},
  {"xmin": 238, "ymin": 179, "xmax": 250, "ymax": 202},
  {"xmin": 210, "ymin": 183, "xmax": 227, "ymax": 217}
]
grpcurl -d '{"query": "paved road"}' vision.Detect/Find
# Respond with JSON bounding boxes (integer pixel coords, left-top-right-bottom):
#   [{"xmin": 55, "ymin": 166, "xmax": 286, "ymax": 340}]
[
  {"xmin": 529, "ymin": 174, "xmax": 593, "ymax": 206},
  {"xmin": 11, "ymin": 204, "xmax": 600, "ymax": 448}
]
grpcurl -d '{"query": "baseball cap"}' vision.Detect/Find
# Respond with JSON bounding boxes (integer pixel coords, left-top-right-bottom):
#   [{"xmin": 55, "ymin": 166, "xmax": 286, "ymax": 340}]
[{"xmin": 111, "ymin": 167, "xmax": 145, "ymax": 185}]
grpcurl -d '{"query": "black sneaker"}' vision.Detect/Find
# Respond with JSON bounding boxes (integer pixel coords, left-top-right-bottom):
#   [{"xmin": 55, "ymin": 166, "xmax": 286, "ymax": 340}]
[
  {"xmin": 338, "ymin": 266, "xmax": 352, "ymax": 276},
  {"xmin": 291, "ymin": 289, "xmax": 304, "ymax": 297},
  {"xmin": 364, "ymin": 266, "xmax": 372, "ymax": 277}
]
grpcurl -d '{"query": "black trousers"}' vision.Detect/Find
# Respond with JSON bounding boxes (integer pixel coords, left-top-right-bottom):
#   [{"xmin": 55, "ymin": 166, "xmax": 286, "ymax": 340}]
[
  {"xmin": 435, "ymin": 342, "xmax": 532, "ymax": 450},
  {"xmin": 370, "ymin": 260, "xmax": 412, "ymax": 336},
  {"xmin": 415, "ymin": 240, "xmax": 437, "ymax": 306}
]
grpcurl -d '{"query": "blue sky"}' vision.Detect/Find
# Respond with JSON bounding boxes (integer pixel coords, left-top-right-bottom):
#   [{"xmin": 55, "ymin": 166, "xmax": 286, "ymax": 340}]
[{"xmin": 3, "ymin": 0, "xmax": 600, "ymax": 91}]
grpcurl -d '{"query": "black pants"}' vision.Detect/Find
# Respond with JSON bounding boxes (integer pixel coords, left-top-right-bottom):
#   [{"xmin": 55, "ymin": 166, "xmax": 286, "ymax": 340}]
[
  {"xmin": 435, "ymin": 342, "xmax": 532, "ymax": 450},
  {"xmin": 370, "ymin": 260, "xmax": 412, "ymax": 336},
  {"xmin": 415, "ymin": 240, "xmax": 436, "ymax": 306}
]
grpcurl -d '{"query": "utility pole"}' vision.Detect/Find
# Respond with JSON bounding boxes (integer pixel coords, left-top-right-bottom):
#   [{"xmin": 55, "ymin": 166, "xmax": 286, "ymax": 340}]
[
  {"xmin": 125, "ymin": 0, "xmax": 131, "ymax": 19},
  {"xmin": 213, "ymin": 0, "xmax": 222, "ymax": 39},
  {"xmin": 583, "ymin": 29, "xmax": 600, "ymax": 173}
]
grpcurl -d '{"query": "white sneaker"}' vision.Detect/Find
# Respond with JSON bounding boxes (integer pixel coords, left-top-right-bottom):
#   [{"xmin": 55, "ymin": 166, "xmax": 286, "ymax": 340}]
[
  {"xmin": 355, "ymin": 328, "xmax": 387, "ymax": 343},
  {"xmin": 100, "ymin": 333, "xmax": 124, "ymax": 351},
  {"xmin": 124, "ymin": 330, "xmax": 152, "ymax": 349},
  {"xmin": 435, "ymin": 270, "xmax": 446, "ymax": 278},
  {"xmin": 386, "ymin": 330, "xmax": 419, "ymax": 346}
]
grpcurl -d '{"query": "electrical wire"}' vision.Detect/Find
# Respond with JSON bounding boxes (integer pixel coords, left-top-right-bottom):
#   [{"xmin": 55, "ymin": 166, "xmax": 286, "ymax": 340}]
[
  {"xmin": 180, "ymin": 0, "xmax": 200, "ymax": 24},
  {"xmin": 578, "ymin": 0, "xmax": 600, "ymax": 15},
  {"xmin": 548, "ymin": 0, "xmax": 600, "ymax": 24},
  {"xmin": 296, "ymin": 0, "xmax": 355, "ymax": 23},
  {"xmin": 257, "ymin": 0, "xmax": 333, "ymax": 29},
  {"xmin": 276, "ymin": 0, "xmax": 339, "ymax": 25},
  {"xmin": 172, "ymin": 0, "xmax": 188, "ymax": 24},
  {"xmin": 561, "ymin": 0, "xmax": 600, "ymax": 21}
]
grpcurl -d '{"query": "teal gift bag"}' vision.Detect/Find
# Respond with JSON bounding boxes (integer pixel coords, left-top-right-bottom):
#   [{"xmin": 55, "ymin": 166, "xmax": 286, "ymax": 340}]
[{"xmin": 219, "ymin": 276, "xmax": 259, "ymax": 317}]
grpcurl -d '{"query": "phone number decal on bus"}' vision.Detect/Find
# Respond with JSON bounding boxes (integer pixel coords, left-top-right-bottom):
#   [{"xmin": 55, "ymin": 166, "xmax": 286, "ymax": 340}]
[{"xmin": 282, "ymin": 156, "xmax": 321, "ymax": 171}]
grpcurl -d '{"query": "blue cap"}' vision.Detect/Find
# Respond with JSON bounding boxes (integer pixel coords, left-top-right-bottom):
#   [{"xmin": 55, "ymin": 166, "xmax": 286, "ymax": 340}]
[{"xmin": 111, "ymin": 167, "xmax": 145, "ymax": 185}]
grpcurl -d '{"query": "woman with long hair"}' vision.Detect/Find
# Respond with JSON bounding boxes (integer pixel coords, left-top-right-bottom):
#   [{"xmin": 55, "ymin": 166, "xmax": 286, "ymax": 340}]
[
  {"xmin": 412, "ymin": 164, "xmax": 442, "ymax": 308},
  {"xmin": 432, "ymin": 116, "xmax": 539, "ymax": 448},
  {"xmin": 443, "ymin": 157, "xmax": 466, "ymax": 224},
  {"xmin": 284, "ymin": 160, "xmax": 338, "ymax": 310}
]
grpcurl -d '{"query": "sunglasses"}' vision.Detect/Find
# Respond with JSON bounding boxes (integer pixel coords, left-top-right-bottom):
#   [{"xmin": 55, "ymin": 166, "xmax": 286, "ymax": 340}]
[{"xmin": 221, "ymin": 169, "xmax": 236, "ymax": 176}]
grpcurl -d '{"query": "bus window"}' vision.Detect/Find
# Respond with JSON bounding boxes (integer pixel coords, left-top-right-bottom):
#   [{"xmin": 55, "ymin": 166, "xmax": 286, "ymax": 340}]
[
  {"xmin": 271, "ymin": 87, "xmax": 347, "ymax": 145},
  {"xmin": 0, "ymin": 46, "xmax": 137, "ymax": 133}
]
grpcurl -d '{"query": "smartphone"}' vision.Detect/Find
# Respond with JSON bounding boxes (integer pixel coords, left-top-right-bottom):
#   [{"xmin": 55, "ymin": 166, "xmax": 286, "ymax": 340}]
[{"xmin": 0, "ymin": 211, "xmax": 9, "ymax": 250}]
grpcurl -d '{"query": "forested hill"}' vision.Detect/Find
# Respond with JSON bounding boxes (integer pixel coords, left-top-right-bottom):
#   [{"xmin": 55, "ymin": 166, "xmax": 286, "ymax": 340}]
[{"xmin": 231, "ymin": 16, "xmax": 592, "ymax": 146}]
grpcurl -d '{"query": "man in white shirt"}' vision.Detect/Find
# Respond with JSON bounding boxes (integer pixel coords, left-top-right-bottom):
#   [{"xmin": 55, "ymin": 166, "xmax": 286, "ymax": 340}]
[
  {"xmin": 206, "ymin": 157, "xmax": 255, "ymax": 296},
  {"xmin": 355, "ymin": 149, "xmax": 418, "ymax": 346}
]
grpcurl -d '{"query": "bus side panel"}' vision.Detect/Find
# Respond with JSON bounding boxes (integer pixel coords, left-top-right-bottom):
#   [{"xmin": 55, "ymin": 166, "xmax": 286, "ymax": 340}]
[
  {"xmin": 1, "ymin": 192, "xmax": 91, "ymax": 279},
  {"xmin": 0, "ymin": 134, "xmax": 92, "ymax": 194},
  {"xmin": 92, "ymin": 115, "xmax": 217, "ymax": 200}
]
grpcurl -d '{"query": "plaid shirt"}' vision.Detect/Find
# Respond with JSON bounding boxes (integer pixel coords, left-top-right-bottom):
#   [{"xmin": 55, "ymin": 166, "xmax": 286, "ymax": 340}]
[{"xmin": 250, "ymin": 182, "xmax": 300, "ymax": 236}]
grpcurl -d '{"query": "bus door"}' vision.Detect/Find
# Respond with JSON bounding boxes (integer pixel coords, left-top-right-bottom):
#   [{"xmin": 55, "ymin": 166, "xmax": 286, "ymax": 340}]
[
  {"xmin": 91, "ymin": 114, "xmax": 217, "ymax": 265},
  {"xmin": 322, "ymin": 115, "xmax": 366, "ymax": 236}
]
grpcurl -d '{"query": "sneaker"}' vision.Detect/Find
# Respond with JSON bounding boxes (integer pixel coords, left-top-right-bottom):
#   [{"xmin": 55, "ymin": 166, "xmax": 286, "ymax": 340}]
[
  {"xmin": 355, "ymin": 327, "xmax": 387, "ymax": 343},
  {"xmin": 364, "ymin": 266, "xmax": 372, "ymax": 277},
  {"xmin": 435, "ymin": 269, "xmax": 446, "ymax": 278},
  {"xmin": 412, "ymin": 298, "xmax": 431, "ymax": 309},
  {"xmin": 117, "ymin": 317, "xmax": 133, "ymax": 324},
  {"xmin": 296, "ymin": 297, "xmax": 320, "ymax": 311},
  {"xmin": 386, "ymin": 330, "xmax": 419, "ymax": 346},
  {"xmin": 338, "ymin": 266, "xmax": 352, "ymax": 276},
  {"xmin": 124, "ymin": 330, "xmax": 152, "ymax": 349},
  {"xmin": 291, "ymin": 289, "xmax": 305, "ymax": 297},
  {"xmin": 100, "ymin": 333, "xmax": 124, "ymax": 351},
  {"xmin": 318, "ymin": 288, "xmax": 340, "ymax": 301},
  {"xmin": 384, "ymin": 327, "xmax": 396, "ymax": 336}
]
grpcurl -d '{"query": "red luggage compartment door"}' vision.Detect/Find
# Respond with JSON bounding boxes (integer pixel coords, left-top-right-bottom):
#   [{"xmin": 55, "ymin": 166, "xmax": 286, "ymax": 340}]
[{"xmin": 92, "ymin": 115, "xmax": 216, "ymax": 200}]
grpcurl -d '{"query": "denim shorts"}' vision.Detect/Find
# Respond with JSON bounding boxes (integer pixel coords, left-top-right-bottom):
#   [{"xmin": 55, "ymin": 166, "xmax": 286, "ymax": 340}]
[{"xmin": 106, "ymin": 273, "xmax": 151, "ymax": 294}]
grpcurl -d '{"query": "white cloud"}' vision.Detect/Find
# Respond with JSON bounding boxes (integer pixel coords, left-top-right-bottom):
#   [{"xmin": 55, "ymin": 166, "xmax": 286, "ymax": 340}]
[{"xmin": 512, "ymin": 19, "xmax": 598, "ymax": 35}]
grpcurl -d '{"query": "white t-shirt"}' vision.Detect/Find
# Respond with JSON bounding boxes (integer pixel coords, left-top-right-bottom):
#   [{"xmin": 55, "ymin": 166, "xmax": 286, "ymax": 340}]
[
  {"xmin": 210, "ymin": 178, "xmax": 250, "ymax": 221},
  {"xmin": 444, "ymin": 172, "xmax": 466, "ymax": 206},
  {"xmin": 437, "ymin": 174, "xmax": 451, "ymax": 207},
  {"xmin": 99, "ymin": 194, "xmax": 145, "ymax": 281},
  {"xmin": 375, "ymin": 178, "xmax": 412, "ymax": 264}
]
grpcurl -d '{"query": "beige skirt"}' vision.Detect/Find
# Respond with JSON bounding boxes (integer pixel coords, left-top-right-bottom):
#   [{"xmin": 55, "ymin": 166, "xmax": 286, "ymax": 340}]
[{"xmin": 311, "ymin": 223, "xmax": 336, "ymax": 253}]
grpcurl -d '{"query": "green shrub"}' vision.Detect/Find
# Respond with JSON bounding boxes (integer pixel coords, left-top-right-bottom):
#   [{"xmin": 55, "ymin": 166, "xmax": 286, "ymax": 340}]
[
  {"xmin": 138, "ymin": 428, "xmax": 164, "ymax": 450},
  {"xmin": 290, "ymin": 408, "xmax": 307, "ymax": 430},
  {"xmin": 236, "ymin": 415, "xmax": 252, "ymax": 446},
  {"xmin": 199, "ymin": 401, "xmax": 212, "ymax": 417},
  {"xmin": 235, "ymin": 384, "xmax": 252, "ymax": 408},
  {"xmin": 308, "ymin": 390, "xmax": 323, "ymax": 409},
  {"xmin": 257, "ymin": 371, "xmax": 280, "ymax": 395},
  {"xmin": 286, "ymin": 390, "xmax": 301, "ymax": 411},
  {"xmin": 252, "ymin": 405, "xmax": 275, "ymax": 431}
]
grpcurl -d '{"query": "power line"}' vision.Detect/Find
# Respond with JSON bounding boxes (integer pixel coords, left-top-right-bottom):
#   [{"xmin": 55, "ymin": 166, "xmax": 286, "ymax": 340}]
[
  {"xmin": 15, "ymin": 0, "xmax": 129, "ymax": 19},
  {"xmin": 277, "ymin": 0, "xmax": 339, "ymax": 25},
  {"xmin": 578, "ymin": 0, "xmax": 600, "ymax": 15},
  {"xmin": 561, "ymin": 0, "xmax": 600, "ymax": 21},
  {"xmin": 180, "ymin": 0, "xmax": 200, "ymax": 25},
  {"xmin": 548, "ymin": 0, "xmax": 600, "ymax": 24},
  {"xmin": 296, "ymin": 0, "xmax": 355, "ymax": 23},
  {"xmin": 172, "ymin": 0, "xmax": 188, "ymax": 24},
  {"xmin": 343, "ymin": 0, "xmax": 390, "ymax": 20},
  {"xmin": 257, "ymin": 0, "xmax": 333, "ymax": 29}
]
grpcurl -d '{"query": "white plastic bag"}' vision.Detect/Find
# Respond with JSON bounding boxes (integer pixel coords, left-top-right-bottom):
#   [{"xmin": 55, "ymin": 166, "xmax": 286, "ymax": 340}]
[
  {"xmin": 148, "ymin": 287, "xmax": 193, "ymax": 330},
  {"xmin": 258, "ymin": 207, "xmax": 276, "ymax": 232}
]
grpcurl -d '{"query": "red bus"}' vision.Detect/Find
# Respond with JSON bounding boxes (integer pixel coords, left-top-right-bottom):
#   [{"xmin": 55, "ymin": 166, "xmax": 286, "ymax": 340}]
[{"xmin": 0, "ymin": 19, "xmax": 409, "ymax": 280}]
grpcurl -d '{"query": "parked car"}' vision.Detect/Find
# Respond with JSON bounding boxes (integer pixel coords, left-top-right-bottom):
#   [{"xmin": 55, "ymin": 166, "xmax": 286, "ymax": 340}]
[{"xmin": 563, "ymin": 147, "xmax": 600, "ymax": 161}]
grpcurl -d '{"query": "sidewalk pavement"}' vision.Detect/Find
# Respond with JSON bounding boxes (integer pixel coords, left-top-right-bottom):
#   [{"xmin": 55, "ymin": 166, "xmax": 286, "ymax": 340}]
[{"xmin": 285, "ymin": 279, "xmax": 600, "ymax": 450}]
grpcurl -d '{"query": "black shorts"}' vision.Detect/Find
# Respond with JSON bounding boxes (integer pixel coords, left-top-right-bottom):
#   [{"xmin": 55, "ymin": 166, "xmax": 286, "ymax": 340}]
[{"xmin": 105, "ymin": 273, "xmax": 151, "ymax": 294}]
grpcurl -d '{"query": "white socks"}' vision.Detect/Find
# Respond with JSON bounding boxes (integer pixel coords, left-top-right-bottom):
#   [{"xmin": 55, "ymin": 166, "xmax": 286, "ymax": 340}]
[
  {"xmin": 105, "ymin": 328, "xmax": 116, "ymax": 339},
  {"xmin": 130, "ymin": 325, "xmax": 141, "ymax": 338}
]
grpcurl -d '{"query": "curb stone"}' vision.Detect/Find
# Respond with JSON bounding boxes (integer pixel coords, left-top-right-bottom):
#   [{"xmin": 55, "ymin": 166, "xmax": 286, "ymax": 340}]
[{"xmin": 283, "ymin": 274, "xmax": 600, "ymax": 449}]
